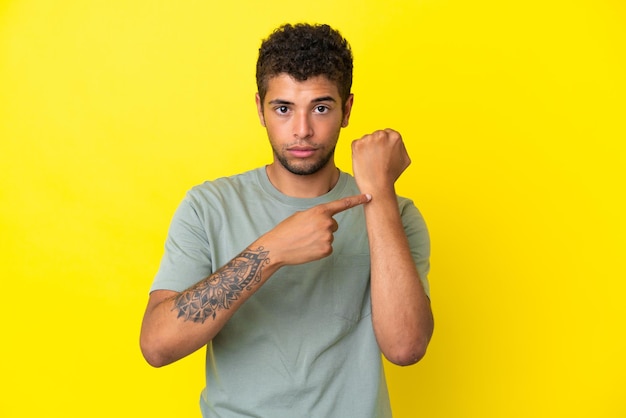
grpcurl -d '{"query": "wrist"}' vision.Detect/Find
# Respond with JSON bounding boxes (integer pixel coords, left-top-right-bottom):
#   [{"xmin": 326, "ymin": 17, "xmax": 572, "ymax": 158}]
[
  {"xmin": 248, "ymin": 238, "xmax": 285, "ymax": 275},
  {"xmin": 356, "ymin": 183, "xmax": 396, "ymax": 200}
]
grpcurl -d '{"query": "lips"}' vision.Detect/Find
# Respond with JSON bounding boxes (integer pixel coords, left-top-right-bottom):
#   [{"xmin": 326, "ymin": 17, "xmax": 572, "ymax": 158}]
[{"xmin": 287, "ymin": 146, "xmax": 316, "ymax": 158}]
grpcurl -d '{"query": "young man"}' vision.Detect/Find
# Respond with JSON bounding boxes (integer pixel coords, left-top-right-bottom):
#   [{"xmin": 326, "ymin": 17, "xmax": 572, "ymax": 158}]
[{"xmin": 140, "ymin": 23, "xmax": 433, "ymax": 417}]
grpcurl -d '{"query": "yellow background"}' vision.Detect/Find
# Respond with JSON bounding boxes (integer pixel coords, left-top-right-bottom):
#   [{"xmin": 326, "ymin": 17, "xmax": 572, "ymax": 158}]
[{"xmin": 1, "ymin": 0, "xmax": 625, "ymax": 417}]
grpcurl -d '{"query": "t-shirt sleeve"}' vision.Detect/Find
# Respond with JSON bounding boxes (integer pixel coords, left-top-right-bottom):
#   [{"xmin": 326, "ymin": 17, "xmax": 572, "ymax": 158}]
[
  {"xmin": 150, "ymin": 197, "xmax": 213, "ymax": 293},
  {"xmin": 400, "ymin": 199, "xmax": 431, "ymax": 299}
]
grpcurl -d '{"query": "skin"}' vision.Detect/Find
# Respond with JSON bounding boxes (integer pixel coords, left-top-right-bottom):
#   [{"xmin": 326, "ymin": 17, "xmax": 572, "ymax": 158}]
[
  {"xmin": 256, "ymin": 74, "xmax": 353, "ymax": 198},
  {"xmin": 351, "ymin": 128, "xmax": 434, "ymax": 365},
  {"xmin": 140, "ymin": 74, "xmax": 433, "ymax": 368}
]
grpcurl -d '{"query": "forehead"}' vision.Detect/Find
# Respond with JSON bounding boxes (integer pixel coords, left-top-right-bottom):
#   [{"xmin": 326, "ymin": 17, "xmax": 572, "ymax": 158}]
[{"xmin": 264, "ymin": 74, "xmax": 341, "ymax": 102}]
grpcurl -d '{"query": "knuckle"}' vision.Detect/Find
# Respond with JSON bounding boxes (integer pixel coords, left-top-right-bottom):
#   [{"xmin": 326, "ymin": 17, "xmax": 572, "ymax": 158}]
[
  {"xmin": 311, "ymin": 205, "xmax": 327, "ymax": 216},
  {"xmin": 320, "ymin": 245, "xmax": 333, "ymax": 257},
  {"xmin": 372, "ymin": 130, "xmax": 385, "ymax": 140},
  {"xmin": 315, "ymin": 217, "xmax": 333, "ymax": 231}
]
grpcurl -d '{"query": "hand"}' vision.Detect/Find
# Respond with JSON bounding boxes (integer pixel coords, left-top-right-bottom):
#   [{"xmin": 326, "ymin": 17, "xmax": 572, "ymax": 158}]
[
  {"xmin": 260, "ymin": 194, "xmax": 371, "ymax": 266},
  {"xmin": 351, "ymin": 129, "xmax": 411, "ymax": 193}
]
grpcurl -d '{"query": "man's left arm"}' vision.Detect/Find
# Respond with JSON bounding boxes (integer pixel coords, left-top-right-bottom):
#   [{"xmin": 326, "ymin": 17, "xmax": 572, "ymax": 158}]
[{"xmin": 352, "ymin": 129, "xmax": 434, "ymax": 366}]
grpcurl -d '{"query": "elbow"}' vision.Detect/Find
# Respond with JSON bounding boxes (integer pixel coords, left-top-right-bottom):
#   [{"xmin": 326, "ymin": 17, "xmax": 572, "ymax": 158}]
[
  {"xmin": 383, "ymin": 325, "xmax": 433, "ymax": 366},
  {"xmin": 384, "ymin": 341, "xmax": 429, "ymax": 366},
  {"xmin": 140, "ymin": 334, "xmax": 173, "ymax": 368},
  {"xmin": 142, "ymin": 350, "xmax": 169, "ymax": 369},
  {"xmin": 386, "ymin": 311, "xmax": 435, "ymax": 366}
]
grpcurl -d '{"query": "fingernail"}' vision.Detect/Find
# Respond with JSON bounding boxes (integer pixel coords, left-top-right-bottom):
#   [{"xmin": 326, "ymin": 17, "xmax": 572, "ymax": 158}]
[{"xmin": 365, "ymin": 194, "xmax": 372, "ymax": 201}]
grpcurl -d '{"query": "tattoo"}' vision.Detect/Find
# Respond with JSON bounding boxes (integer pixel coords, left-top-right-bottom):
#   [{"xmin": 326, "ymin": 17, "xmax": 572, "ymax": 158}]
[{"xmin": 173, "ymin": 247, "xmax": 270, "ymax": 323}]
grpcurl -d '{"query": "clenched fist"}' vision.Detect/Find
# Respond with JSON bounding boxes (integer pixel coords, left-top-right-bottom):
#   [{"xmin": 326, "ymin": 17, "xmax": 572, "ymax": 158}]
[{"xmin": 351, "ymin": 129, "xmax": 411, "ymax": 194}]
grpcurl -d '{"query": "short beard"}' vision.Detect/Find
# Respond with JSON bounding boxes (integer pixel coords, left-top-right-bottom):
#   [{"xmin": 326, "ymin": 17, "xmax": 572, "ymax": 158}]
[{"xmin": 274, "ymin": 146, "xmax": 336, "ymax": 176}]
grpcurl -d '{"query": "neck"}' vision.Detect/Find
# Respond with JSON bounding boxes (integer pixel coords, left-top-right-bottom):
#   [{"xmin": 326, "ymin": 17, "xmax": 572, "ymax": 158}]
[{"xmin": 265, "ymin": 162, "xmax": 340, "ymax": 198}]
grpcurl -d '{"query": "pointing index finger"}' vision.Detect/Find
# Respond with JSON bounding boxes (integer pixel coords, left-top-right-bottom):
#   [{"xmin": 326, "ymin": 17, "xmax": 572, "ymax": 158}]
[{"xmin": 321, "ymin": 193, "xmax": 372, "ymax": 216}]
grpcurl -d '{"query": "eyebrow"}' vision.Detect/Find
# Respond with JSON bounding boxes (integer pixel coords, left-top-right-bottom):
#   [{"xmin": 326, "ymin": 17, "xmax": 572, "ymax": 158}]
[
  {"xmin": 268, "ymin": 96, "xmax": 337, "ymax": 106},
  {"xmin": 311, "ymin": 96, "xmax": 337, "ymax": 103}
]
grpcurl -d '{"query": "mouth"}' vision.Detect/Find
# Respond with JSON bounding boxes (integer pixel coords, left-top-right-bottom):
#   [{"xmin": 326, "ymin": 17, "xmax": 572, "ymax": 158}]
[{"xmin": 286, "ymin": 146, "xmax": 317, "ymax": 158}]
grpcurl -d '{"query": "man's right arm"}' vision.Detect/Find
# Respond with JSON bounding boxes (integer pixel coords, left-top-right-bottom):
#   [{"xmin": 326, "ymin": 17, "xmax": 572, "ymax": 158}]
[
  {"xmin": 140, "ymin": 244, "xmax": 282, "ymax": 367},
  {"xmin": 139, "ymin": 194, "xmax": 371, "ymax": 368}
]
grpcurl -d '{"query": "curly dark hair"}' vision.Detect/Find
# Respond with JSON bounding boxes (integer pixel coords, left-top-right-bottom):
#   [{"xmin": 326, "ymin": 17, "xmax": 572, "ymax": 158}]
[{"xmin": 256, "ymin": 23, "xmax": 353, "ymax": 106}]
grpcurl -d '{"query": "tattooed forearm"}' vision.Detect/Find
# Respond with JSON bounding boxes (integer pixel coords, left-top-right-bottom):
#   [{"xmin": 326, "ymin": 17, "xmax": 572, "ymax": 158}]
[{"xmin": 173, "ymin": 247, "xmax": 270, "ymax": 323}]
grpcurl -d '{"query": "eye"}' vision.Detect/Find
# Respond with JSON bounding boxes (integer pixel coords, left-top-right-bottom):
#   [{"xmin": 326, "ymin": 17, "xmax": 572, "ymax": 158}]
[
  {"xmin": 314, "ymin": 105, "xmax": 329, "ymax": 114},
  {"xmin": 276, "ymin": 106, "xmax": 289, "ymax": 114}
]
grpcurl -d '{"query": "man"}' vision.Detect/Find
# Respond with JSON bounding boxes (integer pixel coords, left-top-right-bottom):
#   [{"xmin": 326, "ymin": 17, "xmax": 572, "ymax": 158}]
[{"xmin": 140, "ymin": 23, "xmax": 434, "ymax": 417}]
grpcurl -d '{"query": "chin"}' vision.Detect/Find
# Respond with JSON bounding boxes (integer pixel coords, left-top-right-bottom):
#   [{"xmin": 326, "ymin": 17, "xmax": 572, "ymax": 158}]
[
  {"xmin": 283, "ymin": 160, "xmax": 328, "ymax": 176},
  {"xmin": 278, "ymin": 152, "xmax": 335, "ymax": 176}
]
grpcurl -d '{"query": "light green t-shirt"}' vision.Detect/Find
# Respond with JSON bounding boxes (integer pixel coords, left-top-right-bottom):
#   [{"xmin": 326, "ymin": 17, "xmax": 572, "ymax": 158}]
[{"xmin": 152, "ymin": 167, "xmax": 430, "ymax": 418}]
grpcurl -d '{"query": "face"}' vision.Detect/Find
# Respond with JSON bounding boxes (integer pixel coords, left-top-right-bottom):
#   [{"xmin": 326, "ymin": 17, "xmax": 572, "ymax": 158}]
[{"xmin": 256, "ymin": 74, "xmax": 353, "ymax": 176}]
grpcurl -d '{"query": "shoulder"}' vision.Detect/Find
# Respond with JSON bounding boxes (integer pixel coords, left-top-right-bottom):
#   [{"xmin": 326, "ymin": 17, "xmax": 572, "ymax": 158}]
[{"xmin": 185, "ymin": 168, "xmax": 264, "ymax": 207}]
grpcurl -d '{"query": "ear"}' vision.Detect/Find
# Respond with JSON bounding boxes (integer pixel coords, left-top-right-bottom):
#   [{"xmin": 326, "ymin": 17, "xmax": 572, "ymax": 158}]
[
  {"xmin": 341, "ymin": 94, "xmax": 354, "ymax": 128},
  {"xmin": 255, "ymin": 93, "xmax": 266, "ymax": 127}
]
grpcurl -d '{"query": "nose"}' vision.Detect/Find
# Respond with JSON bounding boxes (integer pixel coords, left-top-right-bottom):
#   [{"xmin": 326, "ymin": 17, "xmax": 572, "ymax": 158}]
[{"xmin": 293, "ymin": 111, "xmax": 313, "ymax": 140}]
